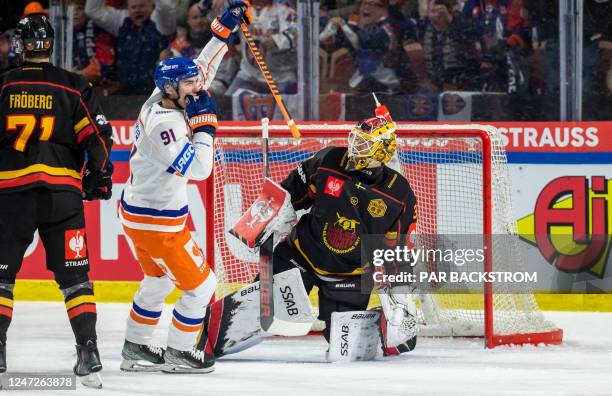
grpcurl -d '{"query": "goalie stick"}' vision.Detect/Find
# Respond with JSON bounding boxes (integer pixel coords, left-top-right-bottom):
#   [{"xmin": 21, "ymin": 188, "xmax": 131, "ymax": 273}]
[
  {"xmin": 228, "ymin": 118, "xmax": 309, "ymax": 336},
  {"xmin": 260, "ymin": 117, "xmax": 274, "ymax": 332},
  {"xmin": 259, "ymin": 119, "xmax": 309, "ymax": 336}
]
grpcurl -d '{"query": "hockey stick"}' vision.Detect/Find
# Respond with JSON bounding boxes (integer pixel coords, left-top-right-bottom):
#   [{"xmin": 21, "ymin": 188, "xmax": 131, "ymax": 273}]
[
  {"xmin": 259, "ymin": 118, "xmax": 311, "ymax": 336},
  {"xmin": 239, "ymin": 22, "xmax": 301, "ymax": 139},
  {"xmin": 260, "ymin": 117, "xmax": 274, "ymax": 331}
]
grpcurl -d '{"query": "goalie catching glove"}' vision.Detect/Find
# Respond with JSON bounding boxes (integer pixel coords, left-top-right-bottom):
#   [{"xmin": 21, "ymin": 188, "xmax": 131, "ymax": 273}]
[
  {"xmin": 378, "ymin": 285, "xmax": 418, "ymax": 348},
  {"xmin": 230, "ymin": 178, "xmax": 297, "ymax": 249}
]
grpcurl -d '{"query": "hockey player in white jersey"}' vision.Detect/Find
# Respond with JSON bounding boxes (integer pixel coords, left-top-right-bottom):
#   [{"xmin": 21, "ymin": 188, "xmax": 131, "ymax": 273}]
[{"xmin": 118, "ymin": 1, "xmax": 252, "ymax": 373}]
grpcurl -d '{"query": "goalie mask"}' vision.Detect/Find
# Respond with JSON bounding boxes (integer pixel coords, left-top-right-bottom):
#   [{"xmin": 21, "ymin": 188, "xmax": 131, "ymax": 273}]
[{"xmin": 346, "ymin": 116, "xmax": 397, "ymax": 172}]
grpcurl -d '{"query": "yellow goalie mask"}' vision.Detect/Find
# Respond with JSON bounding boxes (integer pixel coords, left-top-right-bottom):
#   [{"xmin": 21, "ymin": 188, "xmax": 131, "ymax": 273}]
[{"xmin": 346, "ymin": 116, "xmax": 397, "ymax": 172}]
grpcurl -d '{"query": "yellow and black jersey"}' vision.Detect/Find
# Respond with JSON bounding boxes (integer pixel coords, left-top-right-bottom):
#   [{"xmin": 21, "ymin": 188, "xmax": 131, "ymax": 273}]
[
  {"xmin": 280, "ymin": 146, "xmax": 417, "ymax": 277},
  {"xmin": 0, "ymin": 61, "xmax": 112, "ymax": 195}
]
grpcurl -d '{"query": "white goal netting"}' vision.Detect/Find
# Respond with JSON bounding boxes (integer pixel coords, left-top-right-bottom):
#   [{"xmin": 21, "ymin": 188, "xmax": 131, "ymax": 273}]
[{"xmin": 206, "ymin": 123, "xmax": 561, "ymax": 345}]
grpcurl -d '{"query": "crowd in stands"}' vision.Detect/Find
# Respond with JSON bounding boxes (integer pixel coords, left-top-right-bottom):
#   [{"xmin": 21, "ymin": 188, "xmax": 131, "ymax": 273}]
[{"xmin": 1, "ymin": 0, "xmax": 611, "ymax": 99}]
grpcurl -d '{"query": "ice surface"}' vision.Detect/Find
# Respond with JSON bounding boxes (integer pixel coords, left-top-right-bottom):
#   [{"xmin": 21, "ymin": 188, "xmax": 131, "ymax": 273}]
[{"xmin": 4, "ymin": 302, "xmax": 611, "ymax": 395}]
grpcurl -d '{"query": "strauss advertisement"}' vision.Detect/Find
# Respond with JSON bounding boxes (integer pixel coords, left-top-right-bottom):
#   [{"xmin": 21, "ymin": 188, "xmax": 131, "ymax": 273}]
[{"xmin": 19, "ymin": 121, "xmax": 612, "ymax": 292}]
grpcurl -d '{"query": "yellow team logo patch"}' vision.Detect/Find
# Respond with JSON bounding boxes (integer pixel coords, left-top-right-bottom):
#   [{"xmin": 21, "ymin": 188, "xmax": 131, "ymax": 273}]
[
  {"xmin": 322, "ymin": 213, "xmax": 360, "ymax": 254},
  {"xmin": 368, "ymin": 199, "xmax": 387, "ymax": 218}
]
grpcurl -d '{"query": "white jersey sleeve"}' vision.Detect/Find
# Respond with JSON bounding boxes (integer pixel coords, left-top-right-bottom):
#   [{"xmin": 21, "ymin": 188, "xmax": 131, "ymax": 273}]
[
  {"xmin": 196, "ymin": 37, "xmax": 229, "ymax": 90},
  {"xmin": 140, "ymin": 110, "xmax": 214, "ymax": 182}
]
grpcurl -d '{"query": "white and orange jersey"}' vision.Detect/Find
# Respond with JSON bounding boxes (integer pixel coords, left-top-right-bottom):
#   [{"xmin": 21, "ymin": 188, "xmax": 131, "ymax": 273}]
[{"xmin": 120, "ymin": 37, "xmax": 228, "ymax": 233}]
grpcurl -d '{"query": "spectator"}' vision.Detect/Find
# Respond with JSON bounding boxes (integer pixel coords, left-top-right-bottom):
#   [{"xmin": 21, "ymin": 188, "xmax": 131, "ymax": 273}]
[
  {"xmin": 175, "ymin": 0, "xmax": 224, "ymax": 26},
  {"xmin": 387, "ymin": 0, "xmax": 421, "ymax": 92},
  {"xmin": 324, "ymin": 0, "xmax": 402, "ymax": 93},
  {"xmin": 0, "ymin": 31, "xmax": 19, "ymax": 72},
  {"xmin": 168, "ymin": 1, "xmax": 212, "ymax": 58},
  {"xmin": 322, "ymin": 0, "xmax": 360, "ymax": 20},
  {"xmin": 466, "ymin": 0, "xmax": 530, "ymax": 94},
  {"xmin": 69, "ymin": 0, "xmax": 115, "ymax": 85},
  {"xmin": 23, "ymin": 1, "xmax": 47, "ymax": 17},
  {"xmin": 529, "ymin": 0, "xmax": 612, "ymax": 97},
  {"xmin": 165, "ymin": 0, "xmax": 238, "ymax": 94},
  {"xmin": 225, "ymin": 0, "xmax": 298, "ymax": 96},
  {"xmin": 410, "ymin": 0, "xmax": 481, "ymax": 92},
  {"xmin": 85, "ymin": 0, "xmax": 176, "ymax": 94}
]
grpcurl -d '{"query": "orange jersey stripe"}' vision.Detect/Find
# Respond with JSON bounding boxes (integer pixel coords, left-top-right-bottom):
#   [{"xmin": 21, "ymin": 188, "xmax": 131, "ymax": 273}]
[
  {"xmin": 120, "ymin": 206, "xmax": 187, "ymax": 226},
  {"xmin": 205, "ymin": 45, "xmax": 226, "ymax": 83}
]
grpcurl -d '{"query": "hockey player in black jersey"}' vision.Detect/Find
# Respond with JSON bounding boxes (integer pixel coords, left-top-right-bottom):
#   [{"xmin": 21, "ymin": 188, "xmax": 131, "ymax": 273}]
[
  {"xmin": 0, "ymin": 15, "xmax": 113, "ymax": 387},
  {"xmin": 197, "ymin": 102, "xmax": 419, "ymax": 360}
]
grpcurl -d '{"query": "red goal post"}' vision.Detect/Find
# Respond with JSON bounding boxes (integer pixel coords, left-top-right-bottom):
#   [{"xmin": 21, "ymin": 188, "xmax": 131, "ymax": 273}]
[{"xmin": 203, "ymin": 121, "xmax": 563, "ymax": 348}]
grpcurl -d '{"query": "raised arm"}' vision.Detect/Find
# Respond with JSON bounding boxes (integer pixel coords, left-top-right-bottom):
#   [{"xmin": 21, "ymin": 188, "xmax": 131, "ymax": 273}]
[
  {"xmin": 151, "ymin": 0, "xmax": 177, "ymax": 36},
  {"xmin": 84, "ymin": 0, "xmax": 127, "ymax": 37}
]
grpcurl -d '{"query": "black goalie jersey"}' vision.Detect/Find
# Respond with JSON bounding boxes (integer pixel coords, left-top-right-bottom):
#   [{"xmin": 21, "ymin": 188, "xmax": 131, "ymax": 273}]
[{"xmin": 280, "ymin": 146, "xmax": 417, "ymax": 277}]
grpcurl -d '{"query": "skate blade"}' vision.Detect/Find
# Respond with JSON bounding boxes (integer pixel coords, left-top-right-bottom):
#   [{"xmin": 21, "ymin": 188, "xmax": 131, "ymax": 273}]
[
  {"xmin": 162, "ymin": 364, "xmax": 214, "ymax": 374},
  {"xmin": 120, "ymin": 359, "xmax": 167, "ymax": 372},
  {"xmin": 80, "ymin": 372, "xmax": 103, "ymax": 389}
]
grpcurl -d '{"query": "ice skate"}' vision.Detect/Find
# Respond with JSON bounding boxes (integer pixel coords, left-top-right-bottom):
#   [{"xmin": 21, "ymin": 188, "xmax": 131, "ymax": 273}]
[
  {"xmin": 163, "ymin": 347, "xmax": 214, "ymax": 374},
  {"xmin": 74, "ymin": 340, "xmax": 103, "ymax": 388},
  {"xmin": 120, "ymin": 340, "xmax": 166, "ymax": 372}
]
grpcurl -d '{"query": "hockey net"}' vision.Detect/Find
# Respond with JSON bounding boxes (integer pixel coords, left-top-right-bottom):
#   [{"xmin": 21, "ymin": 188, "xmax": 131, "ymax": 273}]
[{"xmin": 204, "ymin": 122, "xmax": 563, "ymax": 348}]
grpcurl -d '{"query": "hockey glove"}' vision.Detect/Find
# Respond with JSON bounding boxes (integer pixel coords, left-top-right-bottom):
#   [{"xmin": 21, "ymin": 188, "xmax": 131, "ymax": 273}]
[
  {"xmin": 211, "ymin": 1, "xmax": 251, "ymax": 42},
  {"xmin": 82, "ymin": 162, "xmax": 113, "ymax": 201},
  {"xmin": 378, "ymin": 285, "xmax": 418, "ymax": 348},
  {"xmin": 185, "ymin": 90, "xmax": 218, "ymax": 136}
]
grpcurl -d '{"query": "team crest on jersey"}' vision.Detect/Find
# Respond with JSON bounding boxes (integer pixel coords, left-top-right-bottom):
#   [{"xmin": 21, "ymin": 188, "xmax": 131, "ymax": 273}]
[
  {"xmin": 324, "ymin": 176, "xmax": 344, "ymax": 198},
  {"xmin": 65, "ymin": 229, "xmax": 89, "ymax": 267},
  {"xmin": 367, "ymin": 199, "xmax": 387, "ymax": 218},
  {"xmin": 239, "ymin": 91, "xmax": 276, "ymax": 121},
  {"xmin": 322, "ymin": 213, "xmax": 360, "ymax": 254}
]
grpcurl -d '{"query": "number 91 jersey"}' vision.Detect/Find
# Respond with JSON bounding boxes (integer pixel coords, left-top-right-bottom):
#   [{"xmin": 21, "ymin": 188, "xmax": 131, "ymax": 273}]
[{"xmin": 119, "ymin": 93, "xmax": 214, "ymax": 233}]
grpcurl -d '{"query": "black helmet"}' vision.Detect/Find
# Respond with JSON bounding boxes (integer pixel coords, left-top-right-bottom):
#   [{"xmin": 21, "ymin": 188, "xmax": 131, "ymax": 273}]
[{"xmin": 12, "ymin": 14, "xmax": 54, "ymax": 55}]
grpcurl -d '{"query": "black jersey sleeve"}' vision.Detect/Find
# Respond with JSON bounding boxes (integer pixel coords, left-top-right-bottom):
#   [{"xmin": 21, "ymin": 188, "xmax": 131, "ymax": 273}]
[
  {"xmin": 74, "ymin": 81, "xmax": 113, "ymax": 172},
  {"xmin": 280, "ymin": 147, "xmax": 333, "ymax": 211},
  {"xmin": 392, "ymin": 191, "xmax": 417, "ymax": 247},
  {"xmin": 382, "ymin": 189, "xmax": 417, "ymax": 280}
]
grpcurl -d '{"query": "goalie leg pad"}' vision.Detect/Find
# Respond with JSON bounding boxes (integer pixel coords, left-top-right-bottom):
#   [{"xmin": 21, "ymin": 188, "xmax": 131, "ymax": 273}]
[
  {"xmin": 327, "ymin": 310, "xmax": 381, "ymax": 362},
  {"xmin": 197, "ymin": 268, "xmax": 315, "ymax": 357},
  {"xmin": 317, "ymin": 277, "xmax": 373, "ymax": 342}
]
